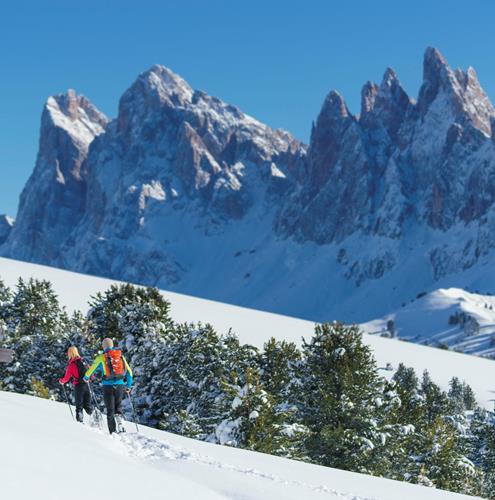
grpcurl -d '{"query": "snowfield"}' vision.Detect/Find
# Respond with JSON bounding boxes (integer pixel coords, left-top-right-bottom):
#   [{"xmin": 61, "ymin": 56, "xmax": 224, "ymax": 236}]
[
  {"xmin": 2, "ymin": 257, "xmax": 495, "ymax": 410},
  {"xmin": 361, "ymin": 287, "xmax": 495, "ymax": 357},
  {"xmin": 0, "ymin": 391, "xmax": 479, "ymax": 500}
]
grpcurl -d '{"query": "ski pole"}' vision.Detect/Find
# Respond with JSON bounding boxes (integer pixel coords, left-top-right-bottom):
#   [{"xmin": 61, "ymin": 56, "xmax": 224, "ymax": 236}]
[
  {"xmin": 88, "ymin": 382, "xmax": 104, "ymax": 428},
  {"xmin": 61, "ymin": 384, "xmax": 75, "ymax": 421},
  {"xmin": 127, "ymin": 390, "xmax": 139, "ymax": 433}
]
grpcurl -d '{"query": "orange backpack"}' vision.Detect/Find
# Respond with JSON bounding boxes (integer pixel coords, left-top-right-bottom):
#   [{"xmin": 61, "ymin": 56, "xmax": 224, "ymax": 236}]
[{"xmin": 104, "ymin": 349, "xmax": 126, "ymax": 380}]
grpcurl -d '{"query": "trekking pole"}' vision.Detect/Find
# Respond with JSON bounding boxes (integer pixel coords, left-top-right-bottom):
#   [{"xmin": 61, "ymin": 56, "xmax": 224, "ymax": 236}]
[
  {"xmin": 127, "ymin": 390, "xmax": 139, "ymax": 433},
  {"xmin": 88, "ymin": 382, "xmax": 104, "ymax": 428},
  {"xmin": 61, "ymin": 384, "xmax": 75, "ymax": 421}
]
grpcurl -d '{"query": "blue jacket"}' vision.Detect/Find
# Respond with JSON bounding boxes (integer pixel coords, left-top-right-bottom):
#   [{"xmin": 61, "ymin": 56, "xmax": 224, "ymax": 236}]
[{"xmin": 84, "ymin": 348, "xmax": 133, "ymax": 387}]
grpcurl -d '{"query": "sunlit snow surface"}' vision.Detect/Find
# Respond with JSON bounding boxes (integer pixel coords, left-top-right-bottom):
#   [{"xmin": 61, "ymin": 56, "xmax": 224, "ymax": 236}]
[
  {"xmin": 361, "ymin": 288, "xmax": 495, "ymax": 357},
  {"xmin": 0, "ymin": 391, "xmax": 478, "ymax": 500}
]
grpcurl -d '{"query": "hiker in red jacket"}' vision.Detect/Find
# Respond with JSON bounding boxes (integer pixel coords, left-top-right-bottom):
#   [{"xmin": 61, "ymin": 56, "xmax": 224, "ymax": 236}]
[{"xmin": 59, "ymin": 346, "xmax": 93, "ymax": 423}]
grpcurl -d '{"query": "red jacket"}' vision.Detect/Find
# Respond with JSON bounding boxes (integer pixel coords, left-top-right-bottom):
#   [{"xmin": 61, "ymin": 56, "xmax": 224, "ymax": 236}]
[{"xmin": 59, "ymin": 357, "xmax": 85, "ymax": 386}]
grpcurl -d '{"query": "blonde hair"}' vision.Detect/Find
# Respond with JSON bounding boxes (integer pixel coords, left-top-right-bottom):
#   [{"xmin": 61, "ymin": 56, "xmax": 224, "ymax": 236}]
[{"xmin": 67, "ymin": 346, "xmax": 80, "ymax": 360}]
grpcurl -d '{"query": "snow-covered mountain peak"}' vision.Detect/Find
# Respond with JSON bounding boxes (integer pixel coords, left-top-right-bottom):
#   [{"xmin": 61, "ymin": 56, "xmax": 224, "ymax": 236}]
[
  {"xmin": 45, "ymin": 89, "xmax": 108, "ymax": 146},
  {"xmin": 140, "ymin": 64, "xmax": 194, "ymax": 104},
  {"xmin": 360, "ymin": 66, "xmax": 411, "ymax": 141},
  {"xmin": 320, "ymin": 90, "xmax": 351, "ymax": 120},
  {"xmin": 458, "ymin": 65, "xmax": 495, "ymax": 136},
  {"xmin": 1, "ymin": 91, "xmax": 108, "ymax": 262},
  {"xmin": 116, "ymin": 64, "xmax": 302, "ymax": 161},
  {"xmin": 359, "ymin": 68, "xmax": 406, "ymax": 119},
  {"xmin": 423, "ymin": 46, "xmax": 449, "ymax": 76},
  {"xmin": 7, "ymin": 48, "xmax": 495, "ymax": 324},
  {"xmin": 418, "ymin": 47, "xmax": 495, "ymax": 136}
]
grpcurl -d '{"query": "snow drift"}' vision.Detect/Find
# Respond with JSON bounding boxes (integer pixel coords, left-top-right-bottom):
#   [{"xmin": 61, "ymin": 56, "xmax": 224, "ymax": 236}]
[{"xmin": 0, "ymin": 391, "xmax": 478, "ymax": 499}]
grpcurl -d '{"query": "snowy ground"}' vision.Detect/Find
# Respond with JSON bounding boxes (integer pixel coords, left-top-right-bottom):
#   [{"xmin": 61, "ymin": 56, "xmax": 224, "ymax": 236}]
[
  {"xmin": 2, "ymin": 257, "xmax": 495, "ymax": 410},
  {"xmin": 361, "ymin": 288, "xmax": 495, "ymax": 357},
  {"xmin": 0, "ymin": 391, "xmax": 479, "ymax": 500}
]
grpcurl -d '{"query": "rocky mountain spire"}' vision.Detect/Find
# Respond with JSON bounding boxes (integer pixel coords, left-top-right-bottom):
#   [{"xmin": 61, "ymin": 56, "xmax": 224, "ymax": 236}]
[
  {"xmin": 6, "ymin": 49, "xmax": 495, "ymax": 322},
  {"xmin": 360, "ymin": 67, "xmax": 411, "ymax": 142},
  {"xmin": 418, "ymin": 47, "xmax": 453, "ymax": 112},
  {"xmin": 417, "ymin": 47, "xmax": 494, "ymax": 136},
  {"xmin": 308, "ymin": 91, "xmax": 355, "ymax": 189},
  {"xmin": 1, "ymin": 91, "xmax": 108, "ymax": 261}
]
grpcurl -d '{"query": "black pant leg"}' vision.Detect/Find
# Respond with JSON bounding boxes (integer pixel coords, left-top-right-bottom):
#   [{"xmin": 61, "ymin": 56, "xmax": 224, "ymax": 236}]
[
  {"xmin": 82, "ymin": 384, "xmax": 93, "ymax": 415},
  {"xmin": 74, "ymin": 384, "xmax": 84, "ymax": 422},
  {"xmin": 103, "ymin": 385, "xmax": 116, "ymax": 434},
  {"xmin": 114, "ymin": 385, "xmax": 124, "ymax": 416}
]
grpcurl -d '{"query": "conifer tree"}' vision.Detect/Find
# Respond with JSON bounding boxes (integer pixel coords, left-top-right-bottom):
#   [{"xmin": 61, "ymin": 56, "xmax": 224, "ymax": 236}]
[
  {"xmin": 259, "ymin": 337, "xmax": 302, "ymax": 407},
  {"xmin": 392, "ymin": 363, "xmax": 424, "ymax": 426},
  {"xmin": 420, "ymin": 370, "xmax": 449, "ymax": 425},
  {"xmin": 448, "ymin": 377, "xmax": 465, "ymax": 414},
  {"xmin": 215, "ymin": 365, "xmax": 308, "ymax": 459},
  {"xmin": 87, "ymin": 283, "xmax": 174, "ymax": 420},
  {"xmin": 0, "ymin": 278, "xmax": 68, "ymax": 397},
  {"xmin": 155, "ymin": 323, "xmax": 228, "ymax": 433},
  {"xmin": 300, "ymin": 322, "xmax": 384, "ymax": 473},
  {"xmin": 411, "ymin": 416, "xmax": 481, "ymax": 496},
  {"xmin": 0, "ymin": 279, "xmax": 11, "ymax": 344}
]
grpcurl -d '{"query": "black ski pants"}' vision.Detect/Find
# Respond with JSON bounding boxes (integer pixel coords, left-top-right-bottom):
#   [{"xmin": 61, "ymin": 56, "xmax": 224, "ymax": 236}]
[
  {"xmin": 103, "ymin": 385, "xmax": 125, "ymax": 434},
  {"xmin": 74, "ymin": 383, "xmax": 93, "ymax": 422}
]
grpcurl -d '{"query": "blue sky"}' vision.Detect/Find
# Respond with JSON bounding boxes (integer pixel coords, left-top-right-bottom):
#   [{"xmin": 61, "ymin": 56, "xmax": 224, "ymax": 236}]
[{"xmin": 1, "ymin": 0, "xmax": 494, "ymax": 216}]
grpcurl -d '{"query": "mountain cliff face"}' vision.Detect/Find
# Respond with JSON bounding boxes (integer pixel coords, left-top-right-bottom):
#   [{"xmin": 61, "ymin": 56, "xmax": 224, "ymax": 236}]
[
  {"xmin": 3, "ymin": 48, "xmax": 495, "ymax": 322},
  {"xmin": 0, "ymin": 216, "xmax": 14, "ymax": 246},
  {"xmin": 278, "ymin": 47, "xmax": 495, "ymax": 287},
  {"xmin": 3, "ymin": 90, "xmax": 109, "ymax": 262},
  {"xmin": 2, "ymin": 65, "xmax": 307, "ymax": 289}
]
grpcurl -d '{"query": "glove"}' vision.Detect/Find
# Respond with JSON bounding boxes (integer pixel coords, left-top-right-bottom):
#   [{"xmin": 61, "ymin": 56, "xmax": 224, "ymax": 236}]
[{"xmin": 58, "ymin": 379, "xmax": 64, "ymax": 385}]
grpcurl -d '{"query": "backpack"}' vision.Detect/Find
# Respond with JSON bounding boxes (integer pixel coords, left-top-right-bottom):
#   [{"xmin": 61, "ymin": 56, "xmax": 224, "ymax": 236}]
[
  {"xmin": 104, "ymin": 349, "xmax": 126, "ymax": 381},
  {"xmin": 74, "ymin": 358, "xmax": 88, "ymax": 384}
]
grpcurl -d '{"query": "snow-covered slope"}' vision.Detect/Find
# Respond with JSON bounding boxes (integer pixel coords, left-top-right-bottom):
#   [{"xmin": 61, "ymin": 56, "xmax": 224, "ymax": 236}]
[
  {"xmin": 361, "ymin": 288, "xmax": 495, "ymax": 357},
  {"xmin": 0, "ymin": 390, "xmax": 478, "ymax": 499},
  {"xmin": 2, "ymin": 256, "xmax": 495, "ymax": 412}
]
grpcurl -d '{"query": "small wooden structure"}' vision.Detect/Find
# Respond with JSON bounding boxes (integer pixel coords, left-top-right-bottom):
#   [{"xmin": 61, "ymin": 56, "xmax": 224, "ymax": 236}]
[{"xmin": 0, "ymin": 348, "xmax": 13, "ymax": 363}]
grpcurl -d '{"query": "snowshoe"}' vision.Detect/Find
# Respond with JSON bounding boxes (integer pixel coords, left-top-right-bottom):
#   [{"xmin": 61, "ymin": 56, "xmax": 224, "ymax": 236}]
[
  {"xmin": 115, "ymin": 414, "xmax": 126, "ymax": 433},
  {"xmin": 90, "ymin": 409, "xmax": 104, "ymax": 430}
]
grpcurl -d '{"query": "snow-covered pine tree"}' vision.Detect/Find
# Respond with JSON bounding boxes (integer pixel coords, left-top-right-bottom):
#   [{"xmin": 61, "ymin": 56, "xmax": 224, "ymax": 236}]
[
  {"xmin": 468, "ymin": 406, "xmax": 487, "ymax": 461},
  {"xmin": 154, "ymin": 323, "xmax": 228, "ymax": 434},
  {"xmin": 462, "ymin": 382, "xmax": 477, "ymax": 411},
  {"xmin": 299, "ymin": 322, "xmax": 385, "ymax": 473},
  {"xmin": 448, "ymin": 377, "xmax": 466, "ymax": 415},
  {"xmin": 363, "ymin": 378, "xmax": 406, "ymax": 479},
  {"xmin": 473, "ymin": 408, "xmax": 495, "ymax": 498},
  {"xmin": 0, "ymin": 278, "xmax": 11, "ymax": 315},
  {"xmin": 0, "ymin": 278, "xmax": 69, "ymax": 397},
  {"xmin": 0, "ymin": 279, "xmax": 11, "ymax": 343},
  {"xmin": 156, "ymin": 325, "xmax": 260, "ymax": 438},
  {"xmin": 64, "ymin": 310, "xmax": 95, "ymax": 360},
  {"xmin": 215, "ymin": 365, "xmax": 308, "ymax": 459},
  {"xmin": 420, "ymin": 370, "xmax": 450, "ymax": 425},
  {"xmin": 87, "ymin": 284, "xmax": 173, "ymax": 345},
  {"xmin": 260, "ymin": 337, "xmax": 302, "ymax": 406},
  {"xmin": 379, "ymin": 365, "xmax": 426, "ymax": 482},
  {"xmin": 391, "ymin": 363, "xmax": 424, "ymax": 426},
  {"xmin": 410, "ymin": 416, "xmax": 482, "ymax": 496},
  {"xmin": 389, "ymin": 371, "xmax": 483, "ymax": 495},
  {"xmin": 87, "ymin": 283, "xmax": 174, "ymax": 421}
]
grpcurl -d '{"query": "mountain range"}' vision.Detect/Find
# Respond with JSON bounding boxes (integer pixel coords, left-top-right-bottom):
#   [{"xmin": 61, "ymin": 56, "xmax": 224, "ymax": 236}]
[{"xmin": 3, "ymin": 47, "xmax": 495, "ymax": 322}]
